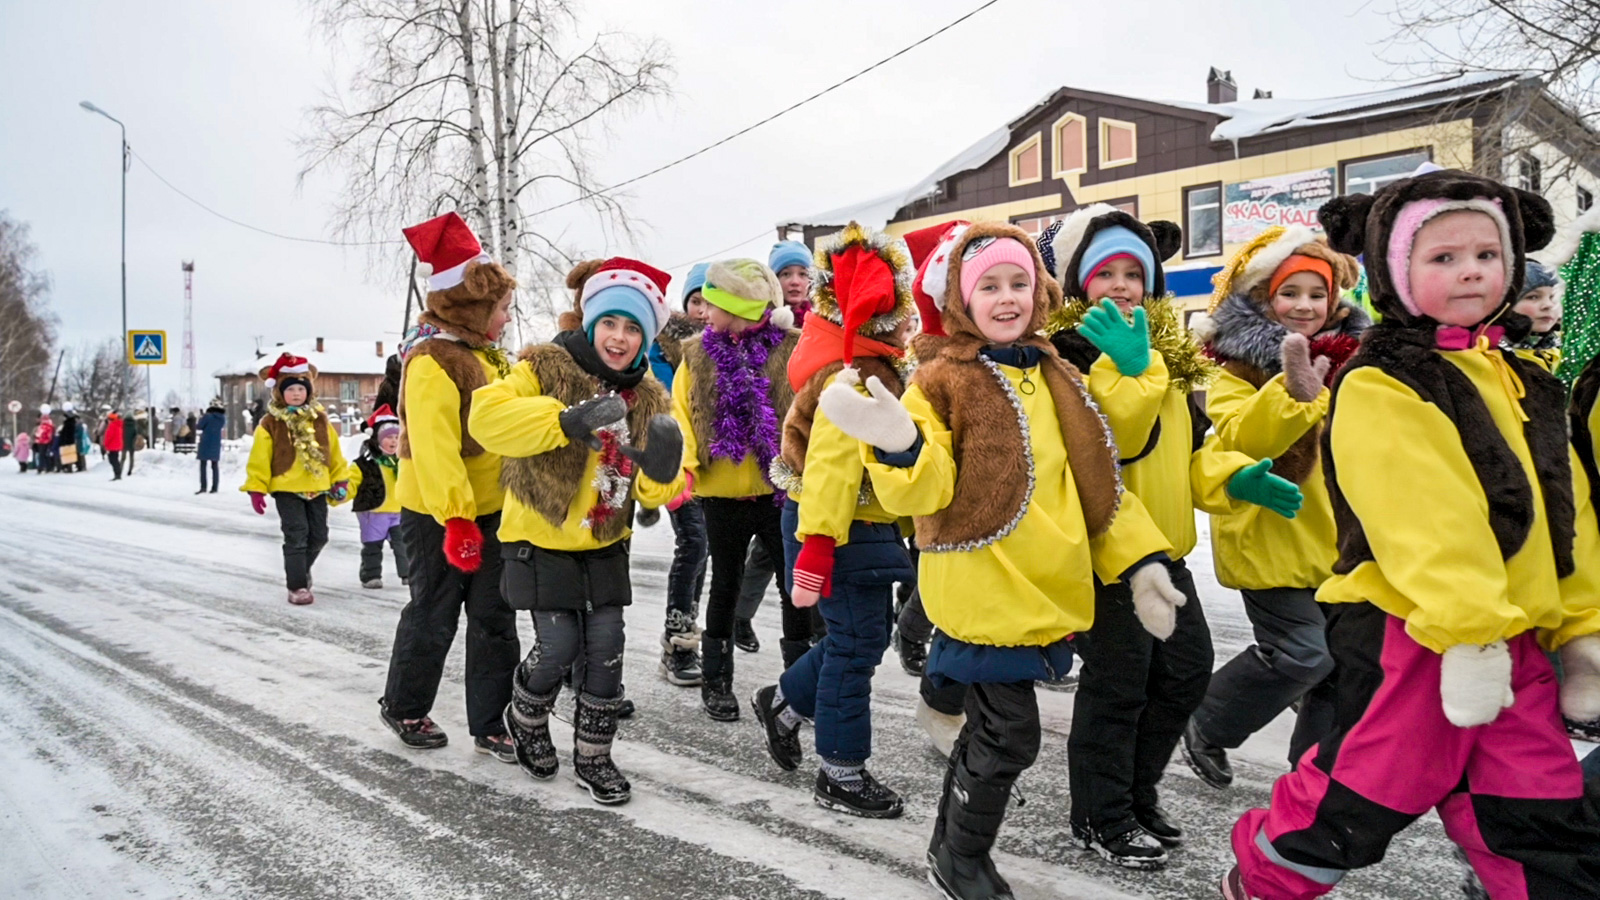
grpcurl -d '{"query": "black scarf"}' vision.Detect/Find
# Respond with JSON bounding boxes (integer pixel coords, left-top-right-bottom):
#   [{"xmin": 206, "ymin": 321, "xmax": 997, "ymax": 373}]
[
  {"xmin": 980, "ymin": 345, "xmax": 1045, "ymax": 369},
  {"xmin": 555, "ymin": 329, "xmax": 647, "ymax": 390}
]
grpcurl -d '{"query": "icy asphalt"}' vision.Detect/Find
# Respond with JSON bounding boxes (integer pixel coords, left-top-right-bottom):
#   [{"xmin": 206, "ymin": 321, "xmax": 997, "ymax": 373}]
[{"xmin": 2, "ymin": 446, "xmax": 1579, "ymax": 900}]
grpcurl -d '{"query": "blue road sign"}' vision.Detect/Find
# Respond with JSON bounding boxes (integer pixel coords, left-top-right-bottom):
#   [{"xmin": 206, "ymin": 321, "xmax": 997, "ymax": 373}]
[{"xmin": 128, "ymin": 330, "xmax": 167, "ymax": 365}]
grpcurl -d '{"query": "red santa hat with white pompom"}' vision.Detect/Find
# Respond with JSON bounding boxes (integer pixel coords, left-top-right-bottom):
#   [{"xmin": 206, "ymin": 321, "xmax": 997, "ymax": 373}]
[
  {"xmin": 901, "ymin": 220, "xmax": 970, "ymax": 338},
  {"xmin": 402, "ymin": 212, "xmax": 493, "ymax": 291},
  {"xmin": 259, "ymin": 352, "xmax": 317, "ymax": 387}
]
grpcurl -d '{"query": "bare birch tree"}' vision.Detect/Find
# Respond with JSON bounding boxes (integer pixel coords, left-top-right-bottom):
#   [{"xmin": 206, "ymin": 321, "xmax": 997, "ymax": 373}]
[
  {"xmin": 1385, "ymin": 1, "xmax": 1599, "ymax": 184},
  {"xmin": 61, "ymin": 339, "xmax": 140, "ymax": 417},
  {"xmin": 0, "ymin": 211, "xmax": 58, "ymax": 423},
  {"xmin": 300, "ymin": 0, "xmax": 672, "ymax": 336}
]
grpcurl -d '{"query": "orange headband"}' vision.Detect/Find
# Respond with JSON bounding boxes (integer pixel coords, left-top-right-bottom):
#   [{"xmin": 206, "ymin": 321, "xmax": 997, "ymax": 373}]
[{"xmin": 1268, "ymin": 255, "xmax": 1334, "ymax": 299}]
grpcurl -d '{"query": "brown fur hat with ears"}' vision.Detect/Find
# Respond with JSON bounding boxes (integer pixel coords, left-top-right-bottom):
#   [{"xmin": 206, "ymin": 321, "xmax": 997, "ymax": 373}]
[
  {"xmin": 422, "ymin": 260, "xmax": 518, "ymax": 344},
  {"xmin": 557, "ymin": 259, "xmax": 607, "ymax": 332},
  {"xmin": 934, "ymin": 221, "xmax": 1059, "ymax": 345}
]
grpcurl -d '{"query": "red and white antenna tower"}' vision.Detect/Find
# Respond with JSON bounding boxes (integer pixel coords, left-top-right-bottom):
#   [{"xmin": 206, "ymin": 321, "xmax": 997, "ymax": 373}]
[{"xmin": 181, "ymin": 261, "xmax": 196, "ymax": 407}]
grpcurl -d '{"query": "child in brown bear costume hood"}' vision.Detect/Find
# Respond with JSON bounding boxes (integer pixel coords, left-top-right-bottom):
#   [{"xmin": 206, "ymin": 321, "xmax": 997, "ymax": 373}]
[
  {"xmin": 1222, "ymin": 168, "xmax": 1600, "ymax": 900},
  {"xmin": 818, "ymin": 219, "xmax": 1180, "ymax": 900},
  {"xmin": 379, "ymin": 212, "xmax": 522, "ymax": 761}
]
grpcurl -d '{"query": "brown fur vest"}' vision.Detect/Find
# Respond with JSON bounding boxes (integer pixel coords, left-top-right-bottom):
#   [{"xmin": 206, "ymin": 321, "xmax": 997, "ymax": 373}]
[
  {"xmin": 261, "ymin": 409, "xmax": 333, "ymax": 478},
  {"xmin": 499, "ymin": 344, "xmax": 672, "ymax": 544},
  {"xmin": 1325, "ymin": 323, "xmax": 1575, "ymax": 578},
  {"xmin": 398, "ymin": 336, "xmax": 489, "ymax": 460},
  {"xmin": 909, "ymin": 332, "xmax": 1121, "ymax": 552},
  {"xmin": 681, "ymin": 329, "xmax": 799, "ymax": 470}
]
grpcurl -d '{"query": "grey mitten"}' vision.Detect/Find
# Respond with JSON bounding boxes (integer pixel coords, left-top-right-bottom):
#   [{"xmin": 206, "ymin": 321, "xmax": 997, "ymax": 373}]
[
  {"xmin": 559, "ymin": 394, "xmax": 628, "ymax": 451},
  {"xmin": 620, "ymin": 414, "xmax": 685, "ymax": 484},
  {"xmin": 1281, "ymin": 333, "xmax": 1333, "ymax": 403}
]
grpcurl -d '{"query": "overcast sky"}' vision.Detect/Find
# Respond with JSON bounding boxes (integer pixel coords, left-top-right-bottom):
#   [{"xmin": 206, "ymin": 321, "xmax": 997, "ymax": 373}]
[{"xmin": 0, "ymin": 0, "xmax": 1412, "ymax": 404}]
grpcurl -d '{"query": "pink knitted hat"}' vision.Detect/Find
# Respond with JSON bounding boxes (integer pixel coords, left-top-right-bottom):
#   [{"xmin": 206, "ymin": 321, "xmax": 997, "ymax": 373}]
[
  {"xmin": 1385, "ymin": 196, "xmax": 1513, "ymax": 316},
  {"xmin": 958, "ymin": 237, "xmax": 1036, "ymax": 302}
]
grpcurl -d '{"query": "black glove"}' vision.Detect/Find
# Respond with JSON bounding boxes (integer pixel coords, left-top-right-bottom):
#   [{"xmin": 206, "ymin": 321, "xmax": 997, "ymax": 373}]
[
  {"xmin": 619, "ymin": 414, "xmax": 684, "ymax": 484},
  {"xmin": 559, "ymin": 395, "xmax": 627, "ymax": 452}
]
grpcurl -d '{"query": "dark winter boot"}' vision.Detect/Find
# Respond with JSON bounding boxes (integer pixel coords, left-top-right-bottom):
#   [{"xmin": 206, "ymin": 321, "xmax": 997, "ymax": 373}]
[
  {"xmin": 504, "ymin": 679, "xmax": 559, "ymax": 780},
  {"xmin": 897, "ymin": 631, "xmax": 928, "ymax": 676},
  {"xmin": 700, "ymin": 637, "xmax": 740, "ymax": 722},
  {"xmin": 378, "ymin": 697, "xmax": 448, "ymax": 750},
  {"xmin": 779, "ymin": 638, "xmax": 811, "ymax": 671},
  {"xmin": 1078, "ymin": 818, "xmax": 1168, "ymax": 870},
  {"xmin": 734, "ymin": 617, "xmax": 760, "ymax": 653},
  {"xmin": 573, "ymin": 694, "xmax": 631, "ymax": 805},
  {"xmin": 1182, "ymin": 717, "xmax": 1233, "ymax": 789},
  {"xmin": 928, "ymin": 748, "xmax": 1015, "ymax": 900},
  {"xmin": 814, "ymin": 764, "xmax": 904, "ymax": 819},
  {"xmin": 750, "ymin": 684, "xmax": 802, "ymax": 771},
  {"xmin": 1132, "ymin": 804, "xmax": 1184, "ymax": 847},
  {"xmin": 660, "ymin": 627, "xmax": 703, "ymax": 687}
]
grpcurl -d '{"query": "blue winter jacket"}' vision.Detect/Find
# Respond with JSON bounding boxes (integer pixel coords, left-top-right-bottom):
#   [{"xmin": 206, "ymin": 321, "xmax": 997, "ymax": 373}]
[
  {"xmin": 196, "ymin": 411, "xmax": 226, "ymax": 461},
  {"xmin": 648, "ymin": 341, "xmax": 676, "ymax": 391}
]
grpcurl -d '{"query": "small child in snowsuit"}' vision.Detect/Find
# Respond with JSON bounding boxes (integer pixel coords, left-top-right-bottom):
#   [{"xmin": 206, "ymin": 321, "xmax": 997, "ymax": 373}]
[
  {"xmin": 749, "ymin": 223, "xmax": 918, "ymax": 819},
  {"xmin": 1222, "ymin": 167, "xmax": 1600, "ymax": 900},
  {"xmin": 1509, "ymin": 258, "xmax": 1562, "ymax": 371},
  {"xmin": 348, "ymin": 404, "xmax": 408, "ymax": 589},
  {"xmin": 474, "ymin": 256, "xmax": 685, "ymax": 806},
  {"xmin": 1038, "ymin": 205, "xmax": 1297, "ymax": 869},
  {"xmin": 821, "ymin": 220, "xmax": 1183, "ymax": 900},
  {"xmin": 242, "ymin": 352, "xmax": 349, "ymax": 606},
  {"xmin": 1182, "ymin": 226, "xmax": 1369, "ymax": 784}
]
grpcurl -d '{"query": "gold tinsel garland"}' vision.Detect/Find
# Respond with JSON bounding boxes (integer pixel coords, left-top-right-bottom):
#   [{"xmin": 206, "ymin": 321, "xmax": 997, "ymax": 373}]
[
  {"xmin": 267, "ymin": 401, "xmax": 329, "ymax": 475},
  {"xmin": 1044, "ymin": 294, "xmax": 1217, "ymax": 394},
  {"xmin": 810, "ymin": 221, "xmax": 916, "ymax": 335}
]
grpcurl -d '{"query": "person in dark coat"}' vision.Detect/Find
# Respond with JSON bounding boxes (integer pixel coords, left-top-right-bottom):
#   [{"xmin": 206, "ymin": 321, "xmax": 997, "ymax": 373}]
[
  {"xmin": 58, "ymin": 408, "xmax": 82, "ymax": 473},
  {"xmin": 122, "ymin": 412, "xmax": 138, "ymax": 474},
  {"xmin": 374, "ymin": 354, "xmax": 401, "ymax": 414},
  {"xmin": 196, "ymin": 403, "xmax": 226, "ymax": 494}
]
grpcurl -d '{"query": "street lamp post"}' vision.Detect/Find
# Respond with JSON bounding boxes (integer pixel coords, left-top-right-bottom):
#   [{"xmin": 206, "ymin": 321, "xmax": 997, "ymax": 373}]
[{"xmin": 79, "ymin": 100, "xmax": 128, "ymax": 404}]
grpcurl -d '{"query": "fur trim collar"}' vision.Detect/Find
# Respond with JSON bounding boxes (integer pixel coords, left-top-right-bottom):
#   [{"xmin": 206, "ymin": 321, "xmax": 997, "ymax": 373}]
[{"xmin": 1200, "ymin": 293, "xmax": 1371, "ymax": 376}]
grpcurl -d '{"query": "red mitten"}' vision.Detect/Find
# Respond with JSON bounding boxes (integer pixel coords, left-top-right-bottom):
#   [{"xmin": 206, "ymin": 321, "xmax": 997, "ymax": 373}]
[
  {"xmin": 249, "ymin": 491, "xmax": 267, "ymax": 515},
  {"xmin": 443, "ymin": 517, "xmax": 484, "ymax": 573},
  {"xmin": 791, "ymin": 535, "xmax": 837, "ymax": 607},
  {"xmin": 665, "ymin": 471, "xmax": 695, "ymax": 513}
]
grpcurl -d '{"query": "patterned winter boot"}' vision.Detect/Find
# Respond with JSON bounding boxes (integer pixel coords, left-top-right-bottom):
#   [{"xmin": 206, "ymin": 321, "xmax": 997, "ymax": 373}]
[
  {"xmin": 573, "ymin": 694, "xmax": 631, "ymax": 805},
  {"xmin": 503, "ymin": 678, "xmax": 559, "ymax": 781}
]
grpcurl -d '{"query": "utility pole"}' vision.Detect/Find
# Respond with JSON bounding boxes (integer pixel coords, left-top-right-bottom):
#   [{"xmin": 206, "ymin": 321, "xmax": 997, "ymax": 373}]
[{"xmin": 182, "ymin": 261, "xmax": 196, "ymax": 407}]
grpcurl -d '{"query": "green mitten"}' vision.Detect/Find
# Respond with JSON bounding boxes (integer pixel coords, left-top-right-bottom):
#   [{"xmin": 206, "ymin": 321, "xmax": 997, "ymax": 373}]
[
  {"xmin": 1227, "ymin": 459, "xmax": 1302, "ymax": 519},
  {"xmin": 1077, "ymin": 299, "xmax": 1151, "ymax": 376}
]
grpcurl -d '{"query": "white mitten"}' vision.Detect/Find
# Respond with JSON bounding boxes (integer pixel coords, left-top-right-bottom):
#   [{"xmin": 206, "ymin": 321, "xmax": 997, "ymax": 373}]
[
  {"xmin": 1558, "ymin": 634, "xmax": 1600, "ymax": 724},
  {"xmin": 1129, "ymin": 562, "xmax": 1185, "ymax": 641},
  {"xmin": 817, "ymin": 368, "xmax": 918, "ymax": 454},
  {"xmin": 1439, "ymin": 641, "xmax": 1515, "ymax": 727}
]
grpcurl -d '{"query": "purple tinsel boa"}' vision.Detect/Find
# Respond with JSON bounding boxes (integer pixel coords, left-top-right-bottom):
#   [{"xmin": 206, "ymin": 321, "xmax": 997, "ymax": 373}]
[{"xmin": 701, "ymin": 321, "xmax": 786, "ymax": 496}]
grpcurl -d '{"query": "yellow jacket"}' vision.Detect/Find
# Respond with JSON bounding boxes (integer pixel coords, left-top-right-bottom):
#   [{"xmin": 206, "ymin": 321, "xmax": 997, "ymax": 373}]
[
  {"xmin": 241, "ymin": 419, "xmax": 348, "ymax": 495},
  {"xmin": 346, "ymin": 458, "xmax": 400, "ymax": 514},
  {"xmin": 1318, "ymin": 352, "xmax": 1600, "ymax": 652},
  {"xmin": 864, "ymin": 362, "xmax": 1172, "ymax": 647},
  {"xmin": 1511, "ymin": 346, "xmax": 1561, "ymax": 374},
  {"xmin": 796, "ymin": 371, "xmax": 899, "ymax": 544},
  {"xmin": 1205, "ymin": 367, "xmax": 1336, "ymax": 590},
  {"xmin": 672, "ymin": 360, "xmax": 774, "ymax": 499},
  {"xmin": 470, "ymin": 360, "xmax": 685, "ymax": 552},
  {"xmin": 1086, "ymin": 353, "xmax": 1255, "ymax": 565},
  {"xmin": 397, "ymin": 351, "xmax": 505, "ymax": 522}
]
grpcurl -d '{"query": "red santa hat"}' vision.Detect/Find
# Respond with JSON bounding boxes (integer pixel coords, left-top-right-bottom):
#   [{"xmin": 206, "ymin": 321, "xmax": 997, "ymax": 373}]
[
  {"xmin": 259, "ymin": 352, "xmax": 315, "ymax": 388},
  {"xmin": 578, "ymin": 257, "xmax": 673, "ymax": 339},
  {"xmin": 903, "ymin": 220, "xmax": 970, "ymax": 338},
  {"xmin": 366, "ymin": 404, "xmax": 399, "ymax": 429},
  {"xmin": 402, "ymin": 212, "xmax": 493, "ymax": 291}
]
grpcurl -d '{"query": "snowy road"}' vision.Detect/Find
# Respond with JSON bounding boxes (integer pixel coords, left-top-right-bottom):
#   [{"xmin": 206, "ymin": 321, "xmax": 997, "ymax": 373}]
[{"xmin": 0, "ymin": 448, "xmax": 1566, "ymax": 900}]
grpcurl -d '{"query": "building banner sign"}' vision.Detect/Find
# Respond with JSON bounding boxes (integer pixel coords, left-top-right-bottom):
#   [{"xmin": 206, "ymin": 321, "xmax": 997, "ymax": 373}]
[{"xmin": 1223, "ymin": 168, "xmax": 1336, "ymax": 244}]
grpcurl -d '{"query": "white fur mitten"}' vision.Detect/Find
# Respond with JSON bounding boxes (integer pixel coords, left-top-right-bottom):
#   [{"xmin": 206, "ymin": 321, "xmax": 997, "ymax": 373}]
[
  {"xmin": 1130, "ymin": 562, "xmax": 1186, "ymax": 641},
  {"xmin": 1558, "ymin": 634, "xmax": 1600, "ymax": 723},
  {"xmin": 1440, "ymin": 641, "xmax": 1516, "ymax": 727},
  {"xmin": 1281, "ymin": 333, "xmax": 1333, "ymax": 403},
  {"xmin": 817, "ymin": 368, "xmax": 918, "ymax": 454}
]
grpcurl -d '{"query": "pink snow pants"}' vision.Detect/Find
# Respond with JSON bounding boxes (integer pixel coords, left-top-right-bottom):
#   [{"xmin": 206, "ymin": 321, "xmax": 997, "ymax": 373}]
[{"xmin": 1231, "ymin": 604, "xmax": 1600, "ymax": 900}]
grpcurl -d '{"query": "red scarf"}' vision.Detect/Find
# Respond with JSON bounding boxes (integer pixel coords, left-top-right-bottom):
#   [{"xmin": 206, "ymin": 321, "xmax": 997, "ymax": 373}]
[{"xmin": 787, "ymin": 315, "xmax": 904, "ymax": 391}]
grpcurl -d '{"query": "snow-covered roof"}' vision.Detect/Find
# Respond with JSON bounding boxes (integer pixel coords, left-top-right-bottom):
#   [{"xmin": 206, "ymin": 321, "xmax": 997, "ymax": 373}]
[
  {"xmin": 780, "ymin": 125, "xmax": 1012, "ymax": 230},
  {"xmin": 213, "ymin": 338, "xmax": 390, "ymax": 379},
  {"xmin": 1161, "ymin": 70, "xmax": 1541, "ymax": 145},
  {"xmin": 783, "ymin": 71, "xmax": 1542, "ymax": 230}
]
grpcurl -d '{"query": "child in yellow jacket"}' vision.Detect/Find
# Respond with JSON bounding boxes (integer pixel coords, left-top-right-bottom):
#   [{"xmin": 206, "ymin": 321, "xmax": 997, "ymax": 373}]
[
  {"xmin": 1223, "ymin": 167, "xmax": 1600, "ymax": 900},
  {"xmin": 242, "ymin": 352, "xmax": 349, "ymax": 606},
  {"xmin": 819, "ymin": 220, "xmax": 1182, "ymax": 900},
  {"xmin": 472, "ymin": 257, "xmax": 685, "ymax": 806},
  {"xmin": 670, "ymin": 258, "xmax": 808, "ymax": 722},
  {"xmin": 347, "ymin": 404, "xmax": 406, "ymax": 589},
  {"xmin": 1039, "ymin": 205, "xmax": 1296, "ymax": 869},
  {"xmin": 1181, "ymin": 227, "xmax": 1368, "ymax": 782}
]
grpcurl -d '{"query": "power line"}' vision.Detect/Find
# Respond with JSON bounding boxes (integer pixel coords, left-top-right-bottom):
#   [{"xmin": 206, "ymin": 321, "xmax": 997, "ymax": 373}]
[
  {"xmin": 667, "ymin": 226, "xmax": 777, "ymax": 271},
  {"xmin": 521, "ymin": 0, "xmax": 1006, "ymax": 222},
  {"xmin": 130, "ymin": 150, "xmax": 403, "ymax": 247}
]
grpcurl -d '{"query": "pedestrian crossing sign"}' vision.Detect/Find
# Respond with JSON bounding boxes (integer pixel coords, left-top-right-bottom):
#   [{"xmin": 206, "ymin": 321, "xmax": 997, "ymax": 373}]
[{"xmin": 128, "ymin": 330, "xmax": 167, "ymax": 365}]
